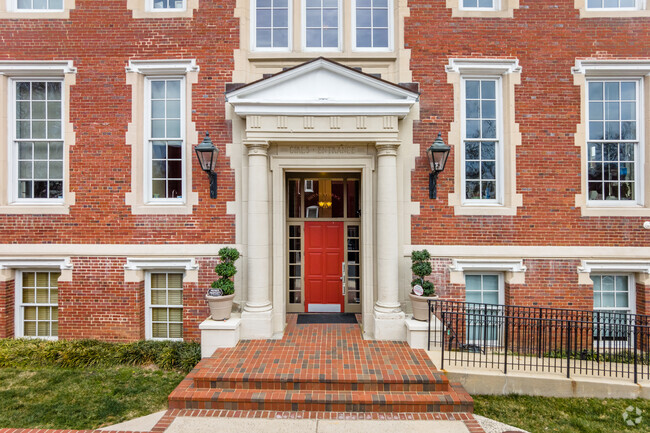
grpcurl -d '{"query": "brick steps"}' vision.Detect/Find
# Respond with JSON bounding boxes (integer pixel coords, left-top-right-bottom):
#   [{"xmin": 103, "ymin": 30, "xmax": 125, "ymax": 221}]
[{"xmin": 169, "ymin": 381, "xmax": 473, "ymax": 413}]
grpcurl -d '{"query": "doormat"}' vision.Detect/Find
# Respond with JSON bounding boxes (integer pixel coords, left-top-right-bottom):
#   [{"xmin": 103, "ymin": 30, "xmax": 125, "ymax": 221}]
[{"xmin": 297, "ymin": 313, "xmax": 358, "ymax": 324}]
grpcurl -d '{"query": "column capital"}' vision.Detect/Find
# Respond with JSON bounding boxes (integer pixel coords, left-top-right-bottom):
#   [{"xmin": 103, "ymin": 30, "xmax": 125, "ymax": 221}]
[
  {"xmin": 375, "ymin": 140, "xmax": 401, "ymax": 157},
  {"xmin": 244, "ymin": 140, "xmax": 270, "ymax": 156}
]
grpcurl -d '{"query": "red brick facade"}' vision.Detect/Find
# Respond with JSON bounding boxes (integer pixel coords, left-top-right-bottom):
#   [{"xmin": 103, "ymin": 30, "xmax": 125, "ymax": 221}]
[{"xmin": 0, "ymin": 0, "xmax": 648, "ymax": 341}]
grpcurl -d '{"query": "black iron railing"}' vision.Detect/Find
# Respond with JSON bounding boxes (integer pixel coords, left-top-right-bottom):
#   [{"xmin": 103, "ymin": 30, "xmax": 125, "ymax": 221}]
[{"xmin": 427, "ymin": 299, "xmax": 650, "ymax": 383}]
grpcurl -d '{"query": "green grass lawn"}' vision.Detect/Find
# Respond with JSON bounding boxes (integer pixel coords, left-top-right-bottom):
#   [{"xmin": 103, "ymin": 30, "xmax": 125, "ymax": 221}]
[
  {"xmin": 474, "ymin": 394, "xmax": 650, "ymax": 433},
  {"xmin": 0, "ymin": 366, "xmax": 184, "ymax": 430}
]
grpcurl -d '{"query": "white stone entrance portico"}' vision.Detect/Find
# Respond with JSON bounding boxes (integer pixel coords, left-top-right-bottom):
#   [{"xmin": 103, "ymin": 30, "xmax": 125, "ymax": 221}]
[{"xmin": 225, "ymin": 58, "xmax": 419, "ymax": 341}]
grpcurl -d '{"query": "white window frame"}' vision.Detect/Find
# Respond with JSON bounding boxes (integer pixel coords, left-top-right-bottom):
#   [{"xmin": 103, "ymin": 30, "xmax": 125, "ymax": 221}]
[
  {"xmin": 585, "ymin": 77, "xmax": 644, "ymax": 207},
  {"xmin": 8, "ymin": 77, "xmax": 66, "ymax": 205},
  {"xmin": 251, "ymin": 0, "xmax": 292, "ymax": 52},
  {"xmin": 144, "ymin": 75, "xmax": 186, "ymax": 204},
  {"xmin": 464, "ymin": 272, "xmax": 505, "ymax": 305},
  {"xmin": 585, "ymin": 0, "xmax": 642, "ymax": 10},
  {"xmin": 302, "ymin": 0, "xmax": 343, "ymax": 52},
  {"xmin": 146, "ymin": 0, "xmax": 187, "ymax": 11},
  {"xmin": 464, "ymin": 272, "xmax": 504, "ymax": 347},
  {"xmin": 459, "ymin": 0, "xmax": 499, "ymax": 11},
  {"xmin": 14, "ymin": 269, "xmax": 60, "ymax": 340},
  {"xmin": 351, "ymin": 0, "xmax": 393, "ymax": 52},
  {"xmin": 8, "ymin": 0, "xmax": 64, "ymax": 11},
  {"xmin": 592, "ymin": 273, "xmax": 636, "ymax": 314},
  {"xmin": 460, "ymin": 75, "xmax": 504, "ymax": 205},
  {"xmin": 144, "ymin": 270, "xmax": 185, "ymax": 341}
]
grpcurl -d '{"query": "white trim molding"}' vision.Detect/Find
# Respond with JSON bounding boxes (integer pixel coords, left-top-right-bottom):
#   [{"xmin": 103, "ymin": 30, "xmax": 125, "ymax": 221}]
[
  {"xmin": 0, "ymin": 257, "xmax": 73, "ymax": 270},
  {"xmin": 124, "ymin": 257, "xmax": 198, "ymax": 271},
  {"xmin": 126, "ymin": 59, "xmax": 199, "ymax": 75},
  {"xmin": 446, "ymin": 58, "xmax": 521, "ymax": 76},
  {"xmin": 572, "ymin": 60, "xmax": 650, "ymax": 77},
  {"xmin": 0, "ymin": 61, "xmax": 76, "ymax": 76},
  {"xmin": 577, "ymin": 260, "xmax": 650, "ymax": 285},
  {"xmin": 449, "ymin": 259, "xmax": 526, "ymax": 285}
]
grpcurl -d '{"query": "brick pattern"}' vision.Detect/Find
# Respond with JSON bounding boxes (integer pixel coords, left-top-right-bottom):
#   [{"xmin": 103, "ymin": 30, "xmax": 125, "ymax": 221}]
[
  {"xmin": 169, "ymin": 315, "xmax": 474, "ymax": 413},
  {"xmin": 0, "ymin": 279, "xmax": 15, "ymax": 338},
  {"xmin": 408, "ymin": 0, "xmax": 650, "ymax": 246}
]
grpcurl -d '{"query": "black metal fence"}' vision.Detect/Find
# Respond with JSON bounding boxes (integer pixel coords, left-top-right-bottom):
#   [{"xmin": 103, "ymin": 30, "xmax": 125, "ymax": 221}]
[{"xmin": 427, "ymin": 299, "xmax": 650, "ymax": 383}]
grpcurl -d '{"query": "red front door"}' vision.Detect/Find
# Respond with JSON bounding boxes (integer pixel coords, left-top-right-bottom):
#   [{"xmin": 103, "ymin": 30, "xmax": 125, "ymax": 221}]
[{"xmin": 304, "ymin": 221, "xmax": 344, "ymax": 312}]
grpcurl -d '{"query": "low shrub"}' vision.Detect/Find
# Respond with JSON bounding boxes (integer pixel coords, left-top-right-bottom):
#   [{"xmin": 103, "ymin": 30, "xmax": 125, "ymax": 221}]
[{"xmin": 0, "ymin": 338, "xmax": 201, "ymax": 373}]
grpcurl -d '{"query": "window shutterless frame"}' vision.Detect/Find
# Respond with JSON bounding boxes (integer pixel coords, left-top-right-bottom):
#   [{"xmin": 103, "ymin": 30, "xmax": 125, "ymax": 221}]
[
  {"xmin": 460, "ymin": 76, "xmax": 504, "ymax": 205},
  {"xmin": 585, "ymin": 0, "xmax": 641, "ymax": 10},
  {"xmin": 143, "ymin": 76, "xmax": 186, "ymax": 204},
  {"xmin": 251, "ymin": 0, "xmax": 292, "ymax": 51},
  {"xmin": 351, "ymin": 0, "xmax": 393, "ymax": 52},
  {"xmin": 8, "ymin": 78, "xmax": 66, "ymax": 205},
  {"xmin": 459, "ymin": 0, "xmax": 499, "ymax": 11},
  {"xmin": 302, "ymin": 0, "xmax": 343, "ymax": 52},
  {"xmin": 585, "ymin": 78, "xmax": 643, "ymax": 207},
  {"xmin": 146, "ymin": 0, "xmax": 187, "ymax": 11},
  {"xmin": 14, "ymin": 269, "xmax": 60, "ymax": 340},
  {"xmin": 144, "ymin": 271, "xmax": 184, "ymax": 341},
  {"xmin": 10, "ymin": 0, "xmax": 64, "ymax": 11},
  {"xmin": 464, "ymin": 272, "xmax": 504, "ymax": 347},
  {"xmin": 592, "ymin": 273, "xmax": 636, "ymax": 348}
]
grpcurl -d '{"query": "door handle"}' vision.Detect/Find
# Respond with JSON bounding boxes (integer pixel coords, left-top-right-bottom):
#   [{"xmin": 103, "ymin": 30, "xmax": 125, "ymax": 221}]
[{"xmin": 341, "ymin": 261, "xmax": 346, "ymax": 296}]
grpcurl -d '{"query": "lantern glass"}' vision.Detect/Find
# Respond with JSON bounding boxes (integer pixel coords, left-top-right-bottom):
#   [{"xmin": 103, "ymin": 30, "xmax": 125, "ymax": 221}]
[
  {"xmin": 427, "ymin": 133, "xmax": 451, "ymax": 173},
  {"xmin": 195, "ymin": 133, "xmax": 219, "ymax": 173}
]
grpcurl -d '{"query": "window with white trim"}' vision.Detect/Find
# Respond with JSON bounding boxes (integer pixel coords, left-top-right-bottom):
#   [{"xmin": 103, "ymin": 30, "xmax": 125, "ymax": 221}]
[
  {"xmin": 146, "ymin": 77, "xmax": 185, "ymax": 201},
  {"xmin": 465, "ymin": 273, "xmax": 503, "ymax": 344},
  {"xmin": 587, "ymin": 79, "xmax": 640, "ymax": 203},
  {"xmin": 16, "ymin": 270, "xmax": 59, "ymax": 339},
  {"xmin": 461, "ymin": 0, "xmax": 497, "ymax": 9},
  {"xmin": 593, "ymin": 274, "xmax": 634, "ymax": 314},
  {"xmin": 14, "ymin": 0, "xmax": 63, "ymax": 10},
  {"xmin": 12, "ymin": 80, "xmax": 64, "ymax": 202},
  {"xmin": 462, "ymin": 78, "xmax": 501, "ymax": 202},
  {"xmin": 151, "ymin": 0, "xmax": 185, "ymax": 9},
  {"xmin": 353, "ymin": 0, "xmax": 390, "ymax": 49},
  {"xmin": 146, "ymin": 272, "xmax": 183, "ymax": 340},
  {"xmin": 253, "ymin": 0, "xmax": 290, "ymax": 50},
  {"xmin": 304, "ymin": 0, "xmax": 341, "ymax": 49},
  {"xmin": 586, "ymin": 0, "xmax": 639, "ymax": 9}
]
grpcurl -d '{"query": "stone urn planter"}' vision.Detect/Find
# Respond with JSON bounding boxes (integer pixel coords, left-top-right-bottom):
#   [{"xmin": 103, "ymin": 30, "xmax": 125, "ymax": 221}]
[
  {"xmin": 206, "ymin": 292, "xmax": 235, "ymax": 321},
  {"xmin": 409, "ymin": 249, "xmax": 437, "ymax": 322},
  {"xmin": 206, "ymin": 247, "xmax": 240, "ymax": 321},
  {"xmin": 409, "ymin": 293, "xmax": 439, "ymax": 321}
]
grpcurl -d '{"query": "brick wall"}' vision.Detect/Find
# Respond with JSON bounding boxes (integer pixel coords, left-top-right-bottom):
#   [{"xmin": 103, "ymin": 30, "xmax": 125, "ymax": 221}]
[
  {"xmin": 408, "ymin": 0, "xmax": 650, "ymax": 246},
  {"xmin": 0, "ymin": 279, "xmax": 15, "ymax": 338}
]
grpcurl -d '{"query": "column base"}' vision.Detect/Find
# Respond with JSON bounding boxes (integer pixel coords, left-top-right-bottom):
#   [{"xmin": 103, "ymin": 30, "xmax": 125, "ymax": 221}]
[
  {"xmin": 240, "ymin": 309, "xmax": 273, "ymax": 339},
  {"xmin": 199, "ymin": 314, "xmax": 241, "ymax": 358},
  {"xmin": 373, "ymin": 309, "xmax": 406, "ymax": 341}
]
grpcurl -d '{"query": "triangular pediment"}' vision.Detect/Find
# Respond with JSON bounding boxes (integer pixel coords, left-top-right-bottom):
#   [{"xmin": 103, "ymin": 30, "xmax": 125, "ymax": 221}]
[{"xmin": 226, "ymin": 58, "xmax": 418, "ymax": 118}]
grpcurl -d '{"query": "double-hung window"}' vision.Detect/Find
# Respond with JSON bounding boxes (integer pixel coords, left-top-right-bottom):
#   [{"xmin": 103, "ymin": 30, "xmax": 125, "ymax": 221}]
[
  {"xmin": 462, "ymin": 78, "xmax": 501, "ymax": 202},
  {"xmin": 304, "ymin": 0, "xmax": 341, "ymax": 50},
  {"xmin": 16, "ymin": 270, "xmax": 60, "ymax": 339},
  {"xmin": 461, "ymin": 0, "xmax": 497, "ymax": 10},
  {"xmin": 151, "ymin": 0, "xmax": 185, "ymax": 9},
  {"xmin": 146, "ymin": 272, "xmax": 184, "ymax": 340},
  {"xmin": 353, "ymin": 0, "xmax": 390, "ymax": 50},
  {"xmin": 14, "ymin": 0, "xmax": 63, "ymax": 10},
  {"xmin": 253, "ymin": 0, "xmax": 290, "ymax": 50},
  {"xmin": 592, "ymin": 274, "xmax": 634, "ymax": 343},
  {"xmin": 587, "ymin": 80, "xmax": 640, "ymax": 203},
  {"xmin": 13, "ymin": 80, "xmax": 64, "ymax": 202},
  {"xmin": 586, "ymin": 0, "xmax": 639, "ymax": 9},
  {"xmin": 465, "ymin": 274, "xmax": 503, "ymax": 344},
  {"xmin": 146, "ymin": 77, "xmax": 185, "ymax": 202}
]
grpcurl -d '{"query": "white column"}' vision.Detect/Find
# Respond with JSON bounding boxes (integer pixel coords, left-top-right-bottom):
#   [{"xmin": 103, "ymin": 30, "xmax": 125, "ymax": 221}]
[
  {"xmin": 241, "ymin": 140, "xmax": 273, "ymax": 339},
  {"xmin": 374, "ymin": 141, "xmax": 405, "ymax": 340}
]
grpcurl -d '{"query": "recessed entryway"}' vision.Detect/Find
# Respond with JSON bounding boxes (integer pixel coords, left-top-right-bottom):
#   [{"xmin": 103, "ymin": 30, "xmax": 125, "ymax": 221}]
[{"xmin": 286, "ymin": 174, "xmax": 362, "ymax": 314}]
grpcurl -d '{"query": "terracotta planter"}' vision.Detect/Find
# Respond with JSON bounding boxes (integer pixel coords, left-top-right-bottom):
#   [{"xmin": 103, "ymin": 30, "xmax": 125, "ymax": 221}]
[
  {"xmin": 409, "ymin": 293, "xmax": 438, "ymax": 321},
  {"xmin": 206, "ymin": 293, "xmax": 235, "ymax": 321}
]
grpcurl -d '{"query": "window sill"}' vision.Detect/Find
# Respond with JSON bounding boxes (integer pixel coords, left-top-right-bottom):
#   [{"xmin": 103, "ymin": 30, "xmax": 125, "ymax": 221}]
[
  {"xmin": 247, "ymin": 51, "xmax": 398, "ymax": 62},
  {"xmin": 580, "ymin": 205, "xmax": 650, "ymax": 217},
  {"xmin": 0, "ymin": 203, "xmax": 71, "ymax": 215},
  {"xmin": 0, "ymin": 10, "xmax": 70, "ymax": 19},
  {"xmin": 126, "ymin": 193, "xmax": 198, "ymax": 215},
  {"xmin": 578, "ymin": 8, "xmax": 650, "ymax": 18},
  {"xmin": 452, "ymin": 204, "xmax": 519, "ymax": 216}
]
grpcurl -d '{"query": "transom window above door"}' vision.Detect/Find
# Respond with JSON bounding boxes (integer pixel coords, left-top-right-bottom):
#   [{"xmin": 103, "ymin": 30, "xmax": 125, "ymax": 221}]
[
  {"xmin": 251, "ymin": 0, "xmax": 393, "ymax": 52},
  {"xmin": 287, "ymin": 176, "xmax": 360, "ymax": 219}
]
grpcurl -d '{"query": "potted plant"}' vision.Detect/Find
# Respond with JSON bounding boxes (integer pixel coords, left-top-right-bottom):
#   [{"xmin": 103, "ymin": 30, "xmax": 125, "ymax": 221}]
[
  {"xmin": 206, "ymin": 247, "xmax": 240, "ymax": 321},
  {"xmin": 409, "ymin": 249, "xmax": 438, "ymax": 321}
]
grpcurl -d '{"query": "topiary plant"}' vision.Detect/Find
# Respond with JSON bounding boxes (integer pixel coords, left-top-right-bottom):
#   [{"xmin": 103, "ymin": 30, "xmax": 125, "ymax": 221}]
[
  {"xmin": 411, "ymin": 249, "xmax": 435, "ymax": 296},
  {"xmin": 211, "ymin": 247, "xmax": 240, "ymax": 296}
]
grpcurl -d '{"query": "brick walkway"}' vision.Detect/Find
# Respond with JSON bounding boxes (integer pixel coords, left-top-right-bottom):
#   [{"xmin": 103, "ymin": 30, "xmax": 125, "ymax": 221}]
[{"xmin": 0, "ymin": 315, "xmax": 486, "ymax": 433}]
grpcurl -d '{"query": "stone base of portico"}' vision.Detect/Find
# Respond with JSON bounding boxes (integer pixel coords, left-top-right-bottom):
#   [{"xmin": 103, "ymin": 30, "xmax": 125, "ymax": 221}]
[
  {"xmin": 240, "ymin": 309, "xmax": 273, "ymax": 339},
  {"xmin": 373, "ymin": 310, "xmax": 406, "ymax": 341}
]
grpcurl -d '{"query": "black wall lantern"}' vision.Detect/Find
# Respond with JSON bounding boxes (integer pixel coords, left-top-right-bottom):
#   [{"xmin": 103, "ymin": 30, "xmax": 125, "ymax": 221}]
[
  {"xmin": 426, "ymin": 132, "xmax": 451, "ymax": 199},
  {"xmin": 195, "ymin": 132, "xmax": 219, "ymax": 199}
]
